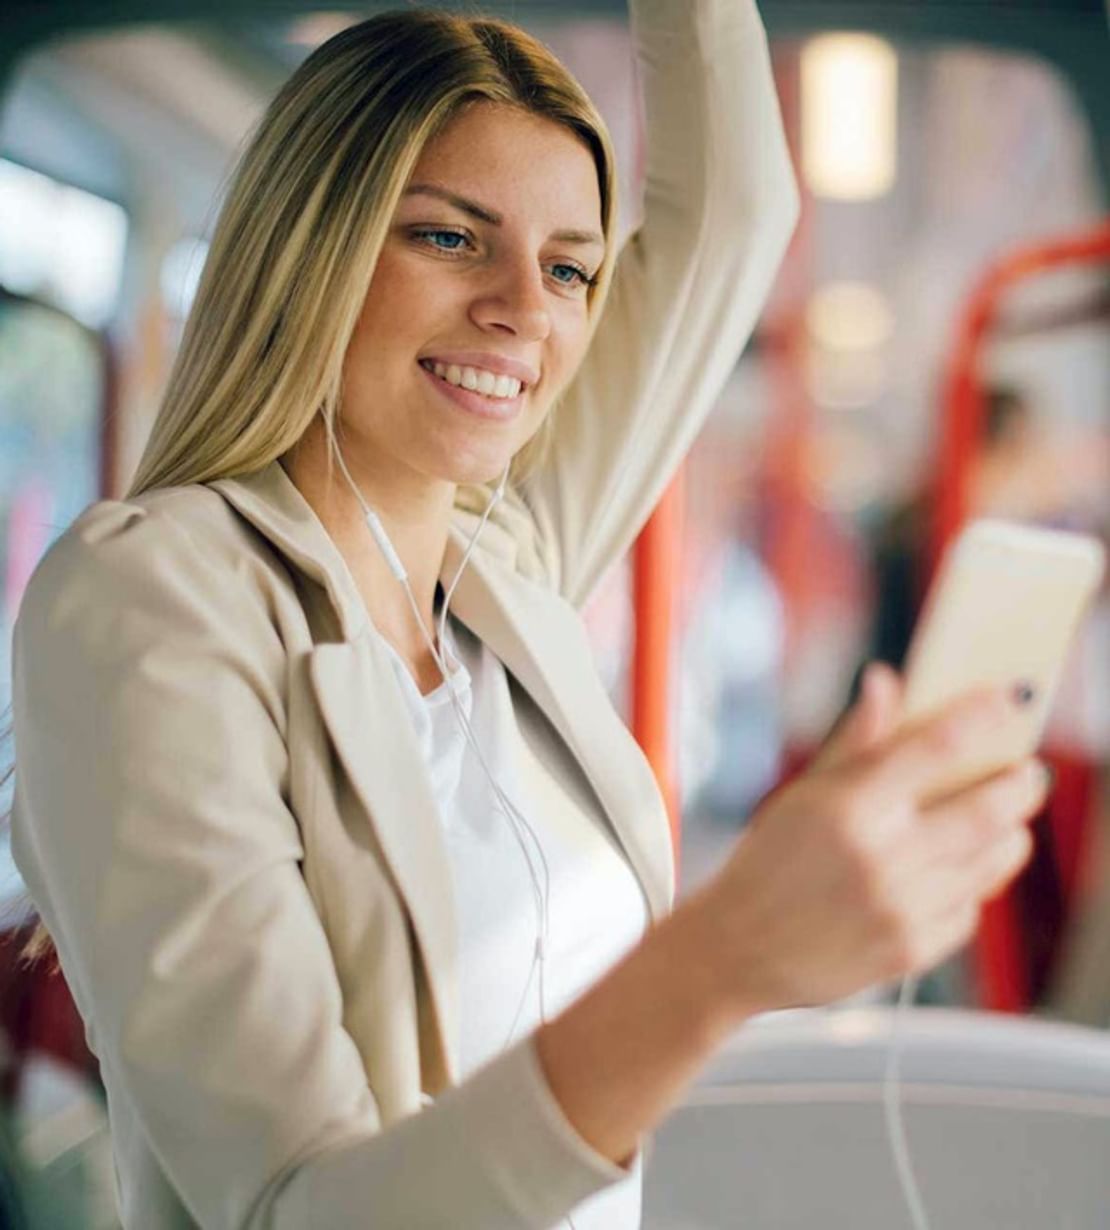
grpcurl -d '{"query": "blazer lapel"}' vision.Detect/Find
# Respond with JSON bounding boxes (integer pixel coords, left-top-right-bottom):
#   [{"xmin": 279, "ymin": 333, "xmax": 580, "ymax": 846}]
[
  {"xmin": 211, "ymin": 463, "xmax": 674, "ymax": 1088},
  {"xmin": 308, "ymin": 634, "xmax": 460, "ymax": 1083},
  {"xmin": 212, "ymin": 467, "xmax": 462, "ymax": 1079},
  {"xmin": 439, "ymin": 527, "xmax": 675, "ymax": 922}
]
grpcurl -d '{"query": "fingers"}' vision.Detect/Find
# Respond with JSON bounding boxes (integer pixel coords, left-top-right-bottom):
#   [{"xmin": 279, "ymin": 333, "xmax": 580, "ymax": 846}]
[
  {"xmin": 890, "ymin": 762, "xmax": 1045, "ymax": 961},
  {"xmin": 859, "ymin": 684, "xmax": 1027, "ymax": 805},
  {"xmin": 865, "ymin": 661, "xmax": 904, "ymax": 732},
  {"xmin": 912, "ymin": 900, "xmax": 981, "ymax": 974},
  {"xmin": 882, "ymin": 826, "xmax": 1035, "ymax": 979},
  {"xmin": 916, "ymin": 758, "xmax": 1050, "ymax": 868},
  {"xmin": 814, "ymin": 662, "xmax": 904, "ymax": 771}
]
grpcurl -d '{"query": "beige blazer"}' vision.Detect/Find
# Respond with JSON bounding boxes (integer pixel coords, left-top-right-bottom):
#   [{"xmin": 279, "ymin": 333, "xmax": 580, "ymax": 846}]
[{"xmin": 10, "ymin": 2, "xmax": 798, "ymax": 1226}]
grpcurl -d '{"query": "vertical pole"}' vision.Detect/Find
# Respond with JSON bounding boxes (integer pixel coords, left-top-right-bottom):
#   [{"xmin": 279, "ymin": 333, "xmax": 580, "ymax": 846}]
[{"xmin": 631, "ymin": 469, "xmax": 685, "ymax": 882}]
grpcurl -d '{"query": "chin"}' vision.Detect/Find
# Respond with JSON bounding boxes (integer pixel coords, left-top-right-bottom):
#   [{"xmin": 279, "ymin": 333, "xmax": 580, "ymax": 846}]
[
  {"xmin": 450, "ymin": 457, "xmax": 513, "ymax": 489},
  {"xmin": 421, "ymin": 443, "xmax": 511, "ymax": 490}
]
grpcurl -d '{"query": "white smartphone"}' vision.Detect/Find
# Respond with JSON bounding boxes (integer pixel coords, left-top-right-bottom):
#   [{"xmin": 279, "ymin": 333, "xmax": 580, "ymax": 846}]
[{"xmin": 900, "ymin": 519, "xmax": 1105, "ymax": 801}]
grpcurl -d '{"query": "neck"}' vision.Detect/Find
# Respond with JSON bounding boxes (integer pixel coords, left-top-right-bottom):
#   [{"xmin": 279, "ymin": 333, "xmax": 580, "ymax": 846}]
[{"xmin": 281, "ymin": 416, "xmax": 456, "ymax": 655}]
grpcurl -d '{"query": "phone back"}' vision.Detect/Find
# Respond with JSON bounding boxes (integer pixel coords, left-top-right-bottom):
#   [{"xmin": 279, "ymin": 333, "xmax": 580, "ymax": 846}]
[{"xmin": 901, "ymin": 519, "xmax": 1105, "ymax": 798}]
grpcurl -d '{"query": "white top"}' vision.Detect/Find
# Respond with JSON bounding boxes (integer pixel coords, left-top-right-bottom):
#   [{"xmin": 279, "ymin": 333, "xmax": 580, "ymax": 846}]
[{"xmin": 379, "ymin": 613, "xmax": 649, "ymax": 1228}]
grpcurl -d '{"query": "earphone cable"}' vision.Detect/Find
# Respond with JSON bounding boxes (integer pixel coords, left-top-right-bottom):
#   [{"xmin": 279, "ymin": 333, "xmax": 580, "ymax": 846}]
[
  {"xmin": 883, "ymin": 973, "xmax": 931, "ymax": 1230},
  {"xmin": 333, "ymin": 445, "xmax": 553, "ymax": 1026}
]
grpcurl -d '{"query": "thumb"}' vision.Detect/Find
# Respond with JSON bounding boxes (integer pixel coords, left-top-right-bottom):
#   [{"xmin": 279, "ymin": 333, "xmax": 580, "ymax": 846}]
[{"xmin": 814, "ymin": 661, "xmax": 903, "ymax": 771}]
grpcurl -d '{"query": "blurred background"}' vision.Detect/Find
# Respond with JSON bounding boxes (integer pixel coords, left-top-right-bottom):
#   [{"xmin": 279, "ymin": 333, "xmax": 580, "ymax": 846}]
[{"xmin": 0, "ymin": 0, "xmax": 1107, "ymax": 1224}]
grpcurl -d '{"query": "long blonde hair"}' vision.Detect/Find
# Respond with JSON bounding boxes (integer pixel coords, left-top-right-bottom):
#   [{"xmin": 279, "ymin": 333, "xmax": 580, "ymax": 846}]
[
  {"xmin": 128, "ymin": 7, "xmax": 618, "ymax": 499},
  {"xmin": 11, "ymin": 9, "xmax": 618, "ymax": 965}
]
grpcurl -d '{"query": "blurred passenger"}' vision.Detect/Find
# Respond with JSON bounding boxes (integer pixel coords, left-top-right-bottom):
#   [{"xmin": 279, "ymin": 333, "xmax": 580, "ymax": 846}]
[{"xmin": 870, "ymin": 384, "xmax": 1055, "ymax": 671}]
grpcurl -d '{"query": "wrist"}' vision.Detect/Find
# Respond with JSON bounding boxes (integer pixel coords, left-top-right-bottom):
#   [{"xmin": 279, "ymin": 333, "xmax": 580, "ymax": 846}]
[{"xmin": 668, "ymin": 880, "xmax": 783, "ymax": 1031}]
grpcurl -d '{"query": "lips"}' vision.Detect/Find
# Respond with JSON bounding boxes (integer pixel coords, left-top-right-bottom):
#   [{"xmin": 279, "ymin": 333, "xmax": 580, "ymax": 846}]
[
  {"xmin": 417, "ymin": 350, "xmax": 540, "ymax": 389},
  {"xmin": 418, "ymin": 360, "xmax": 524, "ymax": 423},
  {"xmin": 419, "ymin": 359, "xmax": 522, "ymax": 400}
]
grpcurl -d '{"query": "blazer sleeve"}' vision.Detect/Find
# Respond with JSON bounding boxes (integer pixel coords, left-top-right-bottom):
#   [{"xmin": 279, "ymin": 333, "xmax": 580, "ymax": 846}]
[
  {"xmin": 519, "ymin": 0, "xmax": 800, "ymax": 608},
  {"xmin": 10, "ymin": 502, "xmax": 629, "ymax": 1230}
]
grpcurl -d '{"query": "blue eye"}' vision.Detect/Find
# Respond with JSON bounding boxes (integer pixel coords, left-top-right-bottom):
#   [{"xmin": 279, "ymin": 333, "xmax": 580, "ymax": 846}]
[
  {"xmin": 549, "ymin": 263, "xmax": 596, "ymax": 290},
  {"xmin": 411, "ymin": 227, "xmax": 470, "ymax": 251}
]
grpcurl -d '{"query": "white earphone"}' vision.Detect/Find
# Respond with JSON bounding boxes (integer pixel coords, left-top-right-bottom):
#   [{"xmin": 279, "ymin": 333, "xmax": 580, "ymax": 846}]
[{"xmin": 332, "ymin": 444, "xmax": 553, "ymax": 1051}]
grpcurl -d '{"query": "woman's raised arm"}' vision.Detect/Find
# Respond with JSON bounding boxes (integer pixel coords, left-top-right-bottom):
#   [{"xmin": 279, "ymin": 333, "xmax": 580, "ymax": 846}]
[{"xmin": 520, "ymin": 0, "xmax": 800, "ymax": 607}]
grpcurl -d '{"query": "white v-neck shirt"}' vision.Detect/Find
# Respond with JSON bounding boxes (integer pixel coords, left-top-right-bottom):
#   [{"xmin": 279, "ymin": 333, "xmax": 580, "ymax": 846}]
[{"xmin": 379, "ymin": 613, "xmax": 649, "ymax": 1228}]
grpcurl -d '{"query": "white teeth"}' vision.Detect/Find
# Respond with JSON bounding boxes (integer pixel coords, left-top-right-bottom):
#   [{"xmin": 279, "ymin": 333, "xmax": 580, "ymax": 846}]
[{"xmin": 423, "ymin": 360, "xmax": 523, "ymax": 400}]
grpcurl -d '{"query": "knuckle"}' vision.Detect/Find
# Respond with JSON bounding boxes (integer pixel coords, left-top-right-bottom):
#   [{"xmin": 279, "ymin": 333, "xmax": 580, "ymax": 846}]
[
  {"xmin": 845, "ymin": 831, "xmax": 886, "ymax": 899},
  {"xmin": 924, "ymin": 717, "xmax": 963, "ymax": 758},
  {"xmin": 830, "ymin": 791, "xmax": 872, "ymax": 851},
  {"xmin": 1024, "ymin": 760, "xmax": 1051, "ymax": 810},
  {"xmin": 981, "ymin": 830, "xmax": 1033, "ymax": 897},
  {"xmin": 1009, "ymin": 828, "xmax": 1035, "ymax": 867},
  {"xmin": 970, "ymin": 785, "xmax": 1010, "ymax": 835},
  {"xmin": 996, "ymin": 827, "xmax": 1033, "ymax": 867}
]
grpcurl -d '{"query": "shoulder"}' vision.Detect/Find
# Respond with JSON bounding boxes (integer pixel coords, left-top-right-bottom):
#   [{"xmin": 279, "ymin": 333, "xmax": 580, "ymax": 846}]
[{"xmin": 18, "ymin": 485, "xmax": 289, "ymax": 666}]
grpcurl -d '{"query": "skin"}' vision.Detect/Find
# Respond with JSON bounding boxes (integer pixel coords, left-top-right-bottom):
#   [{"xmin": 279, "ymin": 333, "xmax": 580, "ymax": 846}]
[
  {"xmin": 285, "ymin": 100, "xmax": 1048, "ymax": 1171},
  {"xmin": 283, "ymin": 100, "xmax": 604, "ymax": 691}
]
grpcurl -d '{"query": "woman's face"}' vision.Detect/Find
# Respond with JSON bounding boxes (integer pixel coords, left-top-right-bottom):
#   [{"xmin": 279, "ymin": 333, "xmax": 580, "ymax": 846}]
[{"xmin": 341, "ymin": 100, "xmax": 606, "ymax": 489}]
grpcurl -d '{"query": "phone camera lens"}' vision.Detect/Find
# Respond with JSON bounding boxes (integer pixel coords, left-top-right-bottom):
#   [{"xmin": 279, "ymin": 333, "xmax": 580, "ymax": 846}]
[{"xmin": 1012, "ymin": 680, "xmax": 1037, "ymax": 706}]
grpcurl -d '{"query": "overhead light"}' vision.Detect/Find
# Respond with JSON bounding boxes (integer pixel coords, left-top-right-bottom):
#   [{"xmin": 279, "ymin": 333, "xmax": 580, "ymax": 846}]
[
  {"xmin": 807, "ymin": 281, "xmax": 894, "ymax": 352},
  {"xmin": 801, "ymin": 34, "xmax": 898, "ymax": 201}
]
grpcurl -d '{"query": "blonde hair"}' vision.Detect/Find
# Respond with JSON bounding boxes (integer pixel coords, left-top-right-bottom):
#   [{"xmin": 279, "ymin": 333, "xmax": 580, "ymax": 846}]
[
  {"xmin": 14, "ymin": 9, "xmax": 618, "ymax": 965},
  {"xmin": 128, "ymin": 7, "xmax": 618, "ymax": 499}
]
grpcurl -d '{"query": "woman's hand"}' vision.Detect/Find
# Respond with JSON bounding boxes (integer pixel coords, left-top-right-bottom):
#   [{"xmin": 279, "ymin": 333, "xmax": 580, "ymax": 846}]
[
  {"xmin": 693, "ymin": 664, "xmax": 1051, "ymax": 1014},
  {"xmin": 536, "ymin": 665, "xmax": 1048, "ymax": 1166}
]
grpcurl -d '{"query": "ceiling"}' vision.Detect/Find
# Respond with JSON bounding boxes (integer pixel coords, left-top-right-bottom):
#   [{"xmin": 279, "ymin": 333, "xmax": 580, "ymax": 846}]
[{"xmin": 1, "ymin": 0, "xmax": 1107, "ymax": 187}]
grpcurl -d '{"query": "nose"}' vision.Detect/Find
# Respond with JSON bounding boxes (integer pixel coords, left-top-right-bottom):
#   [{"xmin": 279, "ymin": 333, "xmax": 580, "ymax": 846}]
[{"xmin": 469, "ymin": 254, "xmax": 551, "ymax": 342}]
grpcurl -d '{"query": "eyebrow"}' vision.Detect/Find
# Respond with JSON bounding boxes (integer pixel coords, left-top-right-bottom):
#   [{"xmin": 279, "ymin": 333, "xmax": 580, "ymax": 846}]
[{"xmin": 402, "ymin": 183, "xmax": 605, "ymax": 249}]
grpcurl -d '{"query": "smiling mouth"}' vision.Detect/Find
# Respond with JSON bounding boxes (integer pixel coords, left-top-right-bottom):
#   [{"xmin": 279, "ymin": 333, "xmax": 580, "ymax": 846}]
[{"xmin": 418, "ymin": 358, "xmax": 524, "ymax": 402}]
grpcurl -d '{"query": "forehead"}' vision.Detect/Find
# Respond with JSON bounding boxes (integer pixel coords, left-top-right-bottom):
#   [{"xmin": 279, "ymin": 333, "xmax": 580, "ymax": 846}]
[{"xmin": 408, "ymin": 101, "xmax": 602, "ymax": 230}]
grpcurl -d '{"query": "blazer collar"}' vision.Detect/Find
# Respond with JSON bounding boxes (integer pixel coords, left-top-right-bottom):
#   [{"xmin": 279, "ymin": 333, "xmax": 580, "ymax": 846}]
[
  {"xmin": 209, "ymin": 462, "xmax": 370, "ymax": 642},
  {"xmin": 209, "ymin": 463, "xmax": 674, "ymax": 1079},
  {"xmin": 210, "ymin": 462, "xmax": 673, "ymax": 915}
]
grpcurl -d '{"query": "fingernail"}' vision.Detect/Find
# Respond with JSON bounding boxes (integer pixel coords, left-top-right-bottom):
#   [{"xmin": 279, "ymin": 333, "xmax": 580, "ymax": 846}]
[{"xmin": 1012, "ymin": 680, "xmax": 1037, "ymax": 707}]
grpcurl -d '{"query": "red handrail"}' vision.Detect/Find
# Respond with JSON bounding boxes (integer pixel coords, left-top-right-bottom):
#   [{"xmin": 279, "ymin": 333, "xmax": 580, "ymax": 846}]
[
  {"xmin": 931, "ymin": 218, "xmax": 1110, "ymax": 1012},
  {"xmin": 631, "ymin": 469, "xmax": 685, "ymax": 881}
]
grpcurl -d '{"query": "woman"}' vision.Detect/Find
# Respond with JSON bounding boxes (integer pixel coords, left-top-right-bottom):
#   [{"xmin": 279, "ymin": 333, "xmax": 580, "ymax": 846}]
[{"xmin": 9, "ymin": 1, "xmax": 1047, "ymax": 1227}]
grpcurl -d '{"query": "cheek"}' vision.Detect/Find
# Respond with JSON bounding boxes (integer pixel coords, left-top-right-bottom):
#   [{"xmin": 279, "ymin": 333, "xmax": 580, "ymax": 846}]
[
  {"xmin": 349, "ymin": 252, "xmax": 428, "ymax": 352},
  {"xmin": 546, "ymin": 313, "xmax": 593, "ymax": 395}
]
